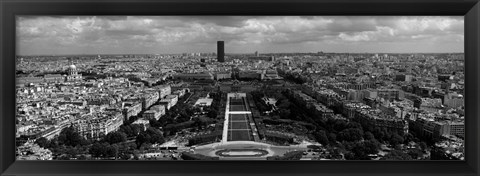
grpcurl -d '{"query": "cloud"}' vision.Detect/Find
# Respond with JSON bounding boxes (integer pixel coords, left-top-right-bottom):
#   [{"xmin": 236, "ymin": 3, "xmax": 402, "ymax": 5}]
[{"xmin": 16, "ymin": 16, "xmax": 464, "ymax": 55}]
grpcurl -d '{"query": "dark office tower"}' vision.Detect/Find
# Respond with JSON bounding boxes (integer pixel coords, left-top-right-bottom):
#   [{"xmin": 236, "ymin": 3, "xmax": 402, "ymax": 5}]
[{"xmin": 217, "ymin": 41, "xmax": 225, "ymax": 62}]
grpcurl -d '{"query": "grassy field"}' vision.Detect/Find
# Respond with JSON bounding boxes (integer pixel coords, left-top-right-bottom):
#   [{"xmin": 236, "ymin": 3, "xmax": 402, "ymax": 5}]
[
  {"xmin": 229, "ymin": 98, "xmax": 244, "ymax": 105},
  {"xmin": 230, "ymin": 105, "xmax": 246, "ymax": 111},
  {"xmin": 228, "ymin": 130, "xmax": 251, "ymax": 141},
  {"xmin": 229, "ymin": 114, "xmax": 247, "ymax": 121},
  {"xmin": 230, "ymin": 122, "xmax": 249, "ymax": 129}
]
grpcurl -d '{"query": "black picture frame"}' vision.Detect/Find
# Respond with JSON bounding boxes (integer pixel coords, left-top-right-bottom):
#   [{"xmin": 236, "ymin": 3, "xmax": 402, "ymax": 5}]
[{"xmin": 1, "ymin": 0, "xmax": 479, "ymax": 176}]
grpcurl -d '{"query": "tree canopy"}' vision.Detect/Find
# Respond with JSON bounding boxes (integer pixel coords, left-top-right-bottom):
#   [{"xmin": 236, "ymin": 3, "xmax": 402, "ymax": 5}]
[{"xmin": 57, "ymin": 125, "xmax": 87, "ymax": 147}]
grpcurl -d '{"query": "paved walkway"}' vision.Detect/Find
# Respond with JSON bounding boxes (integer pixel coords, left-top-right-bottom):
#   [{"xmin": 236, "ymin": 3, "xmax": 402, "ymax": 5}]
[{"xmin": 222, "ymin": 93, "xmax": 255, "ymax": 143}]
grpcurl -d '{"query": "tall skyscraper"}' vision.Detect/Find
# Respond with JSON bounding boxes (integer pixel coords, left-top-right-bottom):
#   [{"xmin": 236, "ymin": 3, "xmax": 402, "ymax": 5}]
[{"xmin": 217, "ymin": 41, "xmax": 225, "ymax": 62}]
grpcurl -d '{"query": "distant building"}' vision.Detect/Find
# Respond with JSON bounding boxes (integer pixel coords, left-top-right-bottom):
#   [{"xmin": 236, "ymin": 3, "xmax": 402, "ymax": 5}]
[
  {"xmin": 449, "ymin": 121, "xmax": 465, "ymax": 138},
  {"xmin": 217, "ymin": 41, "xmax": 225, "ymax": 62},
  {"xmin": 248, "ymin": 56, "xmax": 275, "ymax": 62},
  {"xmin": 215, "ymin": 72, "xmax": 232, "ymax": 80},
  {"xmin": 173, "ymin": 72, "xmax": 214, "ymax": 80},
  {"xmin": 65, "ymin": 64, "xmax": 83, "ymax": 82},
  {"xmin": 415, "ymin": 98, "xmax": 443, "ymax": 112},
  {"xmin": 438, "ymin": 75, "xmax": 453, "ymax": 82},
  {"xmin": 444, "ymin": 92, "xmax": 464, "ymax": 108},
  {"xmin": 377, "ymin": 89, "xmax": 405, "ymax": 101},
  {"xmin": 395, "ymin": 74, "xmax": 413, "ymax": 82},
  {"xmin": 239, "ymin": 71, "xmax": 263, "ymax": 80},
  {"xmin": 17, "ymin": 64, "xmax": 84, "ymax": 85},
  {"xmin": 262, "ymin": 70, "xmax": 281, "ymax": 80},
  {"xmin": 44, "ymin": 74, "xmax": 65, "ymax": 83},
  {"xmin": 409, "ymin": 118, "xmax": 465, "ymax": 140}
]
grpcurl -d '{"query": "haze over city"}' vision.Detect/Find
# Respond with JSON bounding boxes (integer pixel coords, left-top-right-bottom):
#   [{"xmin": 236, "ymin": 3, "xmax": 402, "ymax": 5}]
[{"xmin": 17, "ymin": 16, "xmax": 464, "ymax": 55}]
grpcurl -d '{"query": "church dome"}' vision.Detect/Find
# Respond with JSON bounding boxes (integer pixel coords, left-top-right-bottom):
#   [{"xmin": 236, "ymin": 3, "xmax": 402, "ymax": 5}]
[{"xmin": 69, "ymin": 64, "xmax": 76, "ymax": 69}]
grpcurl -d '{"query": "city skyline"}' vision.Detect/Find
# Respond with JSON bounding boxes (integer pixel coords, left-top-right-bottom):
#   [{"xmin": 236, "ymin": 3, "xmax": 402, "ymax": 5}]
[{"xmin": 17, "ymin": 16, "xmax": 464, "ymax": 55}]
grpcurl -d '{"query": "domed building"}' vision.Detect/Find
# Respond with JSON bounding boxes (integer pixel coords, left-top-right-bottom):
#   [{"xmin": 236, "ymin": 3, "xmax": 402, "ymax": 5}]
[{"xmin": 66, "ymin": 64, "xmax": 82, "ymax": 82}]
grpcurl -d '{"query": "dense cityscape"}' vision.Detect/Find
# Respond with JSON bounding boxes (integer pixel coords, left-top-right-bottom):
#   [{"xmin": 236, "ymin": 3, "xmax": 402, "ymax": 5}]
[{"xmin": 15, "ymin": 16, "xmax": 464, "ymax": 161}]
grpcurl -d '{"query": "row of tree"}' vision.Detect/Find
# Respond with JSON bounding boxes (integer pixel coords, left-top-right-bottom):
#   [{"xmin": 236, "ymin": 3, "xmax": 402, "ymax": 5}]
[
  {"xmin": 187, "ymin": 132, "xmax": 223, "ymax": 146},
  {"xmin": 135, "ymin": 127, "xmax": 165, "ymax": 148},
  {"xmin": 264, "ymin": 132, "xmax": 294, "ymax": 145},
  {"xmin": 266, "ymin": 151, "xmax": 304, "ymax": 160},
  {"xmin": 180, "ymin": 152, "xmax": 220, "ymax": 160}
]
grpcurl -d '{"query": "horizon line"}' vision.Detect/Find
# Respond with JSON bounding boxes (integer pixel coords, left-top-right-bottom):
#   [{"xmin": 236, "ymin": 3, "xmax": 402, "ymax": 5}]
[{"xmin": 16, "ymin": 52, "xmax": 465, "ymax": 57}]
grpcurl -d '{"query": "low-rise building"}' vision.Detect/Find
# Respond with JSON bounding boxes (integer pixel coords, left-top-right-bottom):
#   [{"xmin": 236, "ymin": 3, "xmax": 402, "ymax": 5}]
[
  {"xmin": 122, "ymin": 102, "xmax": 142, "ymax": 121},
  {"xmin": 173, "ymin": 72, "xmax": 214, "ymax": 80},
  {"xmin": 143, "ymin": 110, "xmax": 161, "ymax": 120},
  {"xmin": 215, "ymin": 72, "xmax": 232, "ymax": 80},
  {"xmin": 132, "ymin": 118, "xmax": 150, "ymax": 131},
  {"xmin": 156, "ymin": 85, "xmax": 172, "ymax": 99},
  {"xmin": 195, "ymin": 98, "xmax": 213, "ymax": 107},
  {"xmin": 159, "ymin": 94, "xmax": 179, "ymax": 110},
  {"xmin": 74, "ymin": 111, "xmax": 124, "ymax": 140}
]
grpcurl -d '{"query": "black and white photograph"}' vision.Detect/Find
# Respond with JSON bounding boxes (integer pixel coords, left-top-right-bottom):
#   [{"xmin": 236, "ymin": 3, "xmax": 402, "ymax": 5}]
[{"xmin": 15, "ymin": 16, "xmax": 465, "ymax": 161}]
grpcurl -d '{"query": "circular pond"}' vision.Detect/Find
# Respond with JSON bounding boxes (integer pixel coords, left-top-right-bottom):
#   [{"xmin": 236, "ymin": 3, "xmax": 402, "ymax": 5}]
[{"xmin": 215, "ymin": 149, "xmax": 269, "ymax": 157}]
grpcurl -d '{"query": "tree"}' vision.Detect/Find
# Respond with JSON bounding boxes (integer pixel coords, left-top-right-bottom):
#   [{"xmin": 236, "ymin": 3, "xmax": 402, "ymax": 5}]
[
  {"xmin": 78, "ymin": 154, "xmax": 87, "ymax": 160},
  {"xmin": 381, "ymin": 150, "xmax": 413, "ymax": 160},
  {"xmin": 338, "ymin": 128, "xmax": 364, "ymax": 142},
  {"xmin": 57, "ymin": 155, "xmax": 71, "ymax": 160},
  {"xmin": 90, "ymin": 142, "xmax": 108, "ymax": 158},
  {"xmin": 278, "ymin": 109, "xmax": 291, "ymax": 119},
  {"xmin": 35, "ymin": 137, "xmax": 49, "ymax": 148},
  {"xmin": 58, "ymin": 125, "xmax": 85, "ymax": 147},
  {"xmin": 146, "ymin": 127, "xmax": 165, "ymax": 144},
  {"xmin": 351, "ymin": 144, "xmax": 369, "ymax": 160},
  {"xmin": 192, "ymin": 117, "xmax": 204, "ymax": 128},
  {"xmin": 181, "ymin": 152, "xmax": 219, "ymax": 160},
  {"xmin": 150, "ymin": 132, "xmax": 165, "ymax": 144},
  {"xmin": 47, "ymin": 138, "xmax": 59, "ymax": 149},
  {"xmin": 119, "ymin": 125, "xmax": 133, "ymax": 137},
  {"xmin": 418, "ymin": 142, "xmax": 428, "ymax": 151},
  {"xmin": 363, "ymin": 139, "xmax": 381, "ymax": 154},
  {"xmin": 66, "ymin": 146, "xmax": 79, "ymax": 158},
  {"xmin": 149, "ymin": 119, "xmax": 161, "ymax": 128},
  {"xmin": 106, "ymin": 144, "xmax": 119, "ymax": 158},
  {"xmin": 364, "ymin": 132, "xmax": 375, "ymax": 141},
  {"xmin": 390, "ymin": 133, "xmax": 404, "ymax": 146},
  {"xmin": 136, "ymin": 133, "xmax": 151, "ymax": 148},
  {"xmin": 276, "ymin": 99, "xmax": 291, "ymax": 109},
  {"xmin": 105, "ymin": 131, "xmax": 127, "ymax": 144},
  {"xmin": 207, "ymin": 109, "xmax": 218, "ymax": 119},
  {"xmin": 314, "ymin": 130, "xmax": 329, "ymax": 146},
  {"xmin": 136, "ymin": 127, "xmax": 166, "ymax": 147},
  {"xmin": 407, "ymin": 148, "xmax": 424, "ymax": 159},
  {"xmin": 328, "ymin": 133, "xmax": 337, "ymax": 145}
]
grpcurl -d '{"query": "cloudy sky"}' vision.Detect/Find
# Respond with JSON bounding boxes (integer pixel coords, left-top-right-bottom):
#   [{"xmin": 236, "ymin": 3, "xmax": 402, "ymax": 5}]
[{"xmin": 17, "ymin": 16, "xmax": 464, "ymax": 55}]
